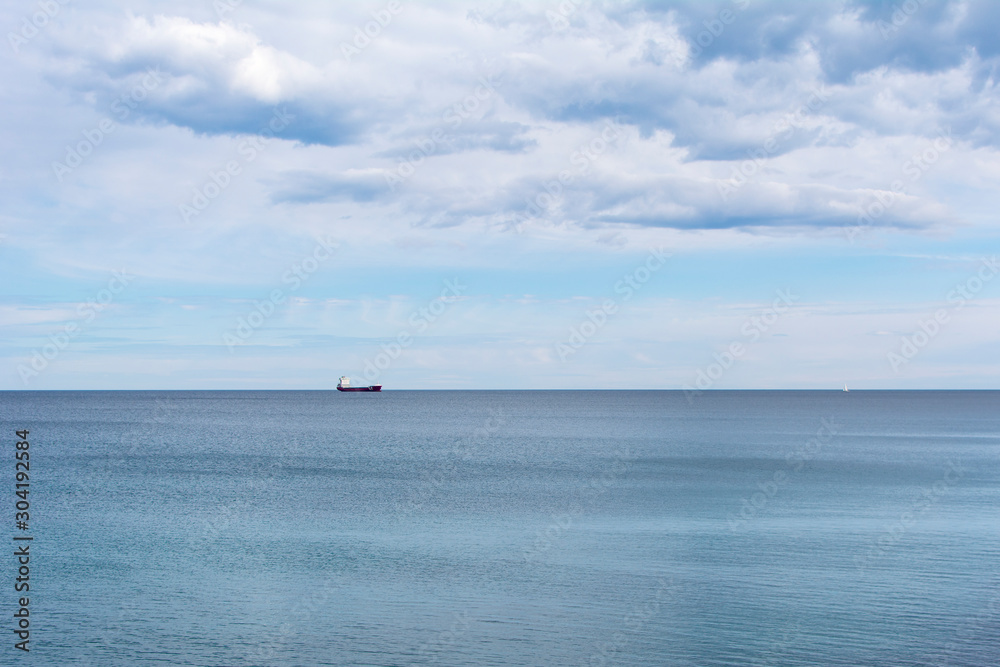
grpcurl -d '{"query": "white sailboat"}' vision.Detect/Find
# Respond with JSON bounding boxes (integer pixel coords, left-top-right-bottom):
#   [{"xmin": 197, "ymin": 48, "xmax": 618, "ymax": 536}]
[{"xmin": 843, "ymin": 384, "xmax": 849, "ymax": 392}]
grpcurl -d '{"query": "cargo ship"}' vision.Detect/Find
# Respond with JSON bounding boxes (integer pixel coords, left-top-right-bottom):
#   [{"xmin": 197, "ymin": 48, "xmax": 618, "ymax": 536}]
[{"xmin": 337, "ymin": 376, "xmax": 382, "ymax": 392}]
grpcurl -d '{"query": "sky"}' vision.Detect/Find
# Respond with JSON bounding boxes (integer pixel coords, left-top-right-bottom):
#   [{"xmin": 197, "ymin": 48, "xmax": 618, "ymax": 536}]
[{"xmin": 1, "ymin": 0, "xmax": 998, "ymax": 390}]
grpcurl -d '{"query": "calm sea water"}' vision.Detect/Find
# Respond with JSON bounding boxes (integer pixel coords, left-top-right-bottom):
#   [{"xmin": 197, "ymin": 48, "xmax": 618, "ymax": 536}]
[{"xmin": 1, "ymin": 390, "xmax": 998, "ymax": 666}]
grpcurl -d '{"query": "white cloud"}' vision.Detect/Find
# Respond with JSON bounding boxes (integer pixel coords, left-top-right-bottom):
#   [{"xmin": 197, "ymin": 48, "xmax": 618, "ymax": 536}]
[{"xmin": 3, "ymin": 0, "xmax": 1000, "ymax": 388}]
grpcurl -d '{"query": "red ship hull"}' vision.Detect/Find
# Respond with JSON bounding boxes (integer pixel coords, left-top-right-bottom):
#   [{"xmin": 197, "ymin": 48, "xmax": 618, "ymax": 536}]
[{"xmin": 337, "ymin": 385, "xmax": 382, "ymax": 392}]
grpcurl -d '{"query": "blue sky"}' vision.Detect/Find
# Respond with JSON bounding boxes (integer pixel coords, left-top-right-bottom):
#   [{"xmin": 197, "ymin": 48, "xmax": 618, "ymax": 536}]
[{"xmin": 1, "ymin": 0, "xmax": 998, "ymax": 389}]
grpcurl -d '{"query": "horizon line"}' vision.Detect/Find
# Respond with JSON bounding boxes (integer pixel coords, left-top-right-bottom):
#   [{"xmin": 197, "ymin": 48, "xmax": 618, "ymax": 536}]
[{"xmin": 3, "ymin": 388, "xmax": 999, "ymax": 392}]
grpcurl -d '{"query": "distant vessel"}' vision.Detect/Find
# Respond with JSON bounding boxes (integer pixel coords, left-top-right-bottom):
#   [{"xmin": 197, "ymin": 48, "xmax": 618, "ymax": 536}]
[
  {"xmin": 337, "ymin": 376, "xmax": 382, "ymax": 392},
  {"xmin": 843, "ymin": 384, "xmax": 849, "ymax": 392}
]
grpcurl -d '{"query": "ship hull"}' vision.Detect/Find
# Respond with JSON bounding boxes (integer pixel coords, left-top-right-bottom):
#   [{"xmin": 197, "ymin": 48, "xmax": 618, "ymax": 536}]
[{"xmin": 337, "ymin": 385, "xmax": 382, "ymax": 392}]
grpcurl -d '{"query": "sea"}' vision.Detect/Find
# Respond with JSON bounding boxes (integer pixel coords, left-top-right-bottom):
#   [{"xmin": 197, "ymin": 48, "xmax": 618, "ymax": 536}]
[{"xmin": 1, "ymin": 390, "xmax": 998, "ymax": 666}]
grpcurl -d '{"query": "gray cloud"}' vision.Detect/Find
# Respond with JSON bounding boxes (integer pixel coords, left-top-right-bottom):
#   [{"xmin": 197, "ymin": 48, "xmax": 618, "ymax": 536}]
[{"xmin": 21, "ymin": 1, "xmax": 999, "ymax": 234}]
